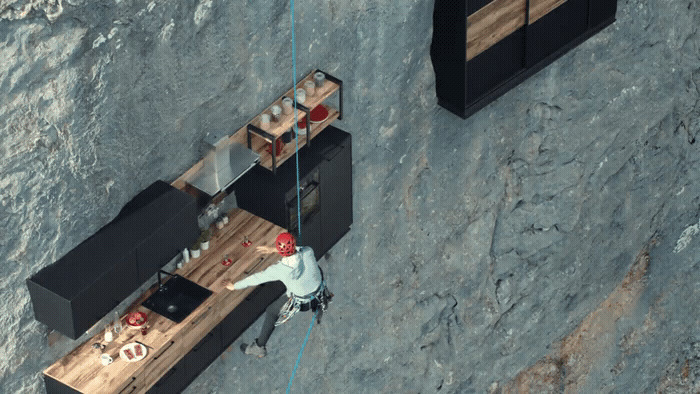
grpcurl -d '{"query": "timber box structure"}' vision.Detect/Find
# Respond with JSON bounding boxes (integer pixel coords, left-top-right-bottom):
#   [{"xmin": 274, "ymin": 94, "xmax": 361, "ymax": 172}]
[{"xmin": 431, "ymin": 0, "xmax": 617, "ymax": 118}]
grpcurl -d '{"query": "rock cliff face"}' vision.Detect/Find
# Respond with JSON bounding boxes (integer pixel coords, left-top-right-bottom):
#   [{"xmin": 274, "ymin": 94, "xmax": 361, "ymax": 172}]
[{"xmin": 1, "ymin": 0, "xmax": 699, "ymax": 392}]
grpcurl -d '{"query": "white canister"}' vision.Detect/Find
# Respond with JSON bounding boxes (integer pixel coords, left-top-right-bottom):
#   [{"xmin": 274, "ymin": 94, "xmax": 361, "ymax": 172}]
[
  {"xmin": 282, "ymin": 97, "xmax": 294, "ymax": 114},
  {"xmin": 295, "ymin": 88, "xmax": 306, "ymax": 104},
  {"xmin": 260, "ymin": 113, "xmax": 271, "ymax": 130},
  {"xmin": 222, "ymin": 216, "xmax": 229, "ymax": 225},
  {"xmin": 271, "ymin": 105, "xmax": 282, "ymax": 121},
  {"xmin": 304, "ymin": 80, "xmax": 315, "ymax": 96},
  {"xmin": 313, "ymin": 71, "xmax": 325, "ymax": 87},
  {"xmin": 182, "ymin": 248, "xmax": 190, "ymax": 263}
]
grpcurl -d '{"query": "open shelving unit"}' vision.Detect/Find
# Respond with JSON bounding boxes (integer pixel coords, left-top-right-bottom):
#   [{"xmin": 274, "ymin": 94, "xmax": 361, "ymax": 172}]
[{"xmin": 172, "ymin": 69, "xmax": 343, "ymax": 199}]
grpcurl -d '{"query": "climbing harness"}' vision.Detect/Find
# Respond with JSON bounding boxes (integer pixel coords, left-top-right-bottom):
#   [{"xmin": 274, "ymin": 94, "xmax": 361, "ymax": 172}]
[
  {"xmin": 276, "ymin": 263, "xmax": 333, "ymax": 326},
  {"xmin": 276, "ymin": 278, "xmax": 333, "ymax": 326}
]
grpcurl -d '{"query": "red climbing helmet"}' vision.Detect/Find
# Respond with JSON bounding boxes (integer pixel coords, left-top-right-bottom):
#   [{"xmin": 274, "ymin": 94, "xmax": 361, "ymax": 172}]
[{"xmin": 275, "ymin": 232, "xmax": 297, "ymax": 256}]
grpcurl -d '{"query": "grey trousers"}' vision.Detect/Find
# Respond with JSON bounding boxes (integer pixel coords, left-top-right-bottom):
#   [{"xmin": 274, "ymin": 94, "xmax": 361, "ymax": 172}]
[{"xmin": 256, "ymin": 295, "xmax": 288, "ymax": 347}]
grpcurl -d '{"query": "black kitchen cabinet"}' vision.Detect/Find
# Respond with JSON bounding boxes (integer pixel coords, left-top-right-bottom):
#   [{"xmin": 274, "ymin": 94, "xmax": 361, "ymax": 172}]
[
  {"xmin": 219, "ymin": 281, "xmax": 286, "ymax": 349},
  {"xmin": 141, "ymin": 281, "xmax": 285, "ymax": 394},
  {"xmin": 231, "ymin": 126, "xmax": 352, "ymax": 260},
  {"xmin": 184, "ymin": 325, "xmax": 222, "ymax": 383},
  {"xmin": 431, "ymin": 0, "xmax": 617, "ymax": 118},
  {"xmin": 27, "ymin": 181, "xmax": 199, "ymax": 339},
  {"xmin": 147, "ymin": 358, "xmax": 188, "ymax": 394},
  {"xmin": 313, "ymin": 127, "xmax": 353, "ymax": 255},
  {"xmin": 525, "ymin": 0, "xmax": 589, "ymax": 67},
  {"xmin": 43, "ymin": 377, "xmax": 81, "ymax": 394}
]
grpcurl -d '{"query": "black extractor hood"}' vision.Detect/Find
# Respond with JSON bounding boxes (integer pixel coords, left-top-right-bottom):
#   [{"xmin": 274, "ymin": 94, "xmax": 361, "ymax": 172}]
[{"xmin": 26, "ymin": 181, "xmax": 200, "ymax": 339}]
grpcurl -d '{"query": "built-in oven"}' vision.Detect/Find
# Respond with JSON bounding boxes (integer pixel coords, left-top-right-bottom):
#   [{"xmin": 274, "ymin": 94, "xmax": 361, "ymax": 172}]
[{"xmin": 286, "ymin": 169, "xmax": 320, "ymax": 240}]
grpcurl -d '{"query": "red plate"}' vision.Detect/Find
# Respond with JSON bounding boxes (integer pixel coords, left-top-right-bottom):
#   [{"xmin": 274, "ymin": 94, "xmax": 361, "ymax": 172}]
[
  {"xmin": 297, "ymin": 105, "xmax": 330, "ymax": 129},
  {"xmin": 265, "ymin": 139, "xmax": 284, "ymax": 156},
  {"xmin": 126, "ymin": 312, "xmax": 148, "ymax": 327}
]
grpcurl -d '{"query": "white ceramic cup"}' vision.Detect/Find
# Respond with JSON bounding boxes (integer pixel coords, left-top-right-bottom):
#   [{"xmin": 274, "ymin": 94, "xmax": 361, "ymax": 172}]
[
  {"xmin": 282, "ymin": 97, "xmax": 294, "ymax": 114},
  {"xmin": 101, "ymin": 354, "xmax": 113, "ymax": 366},
  {"xmin": 295, "ymin": 88, "xmax": 306, "ymax": 104},
  {"xmin": 304, "ymin": 80, "xmax": 315, "ymax": 96}
]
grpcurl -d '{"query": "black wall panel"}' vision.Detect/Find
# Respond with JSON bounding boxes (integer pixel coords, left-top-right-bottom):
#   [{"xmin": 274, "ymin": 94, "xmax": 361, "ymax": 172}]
[
  {"xmin": 468, "ymin": 0, "xmax": 493, "ymax": 15},
  {"xmin": 526, "ymin": 0, "xmax": 590, "ymax": 68},
  {"xmin": 430, "ymin": 0, "xmax": 467, "ymax": 114},
  {"xmin": 467, "ymin": 26, "xmax": 526, "ymax": 102},
  {"xmin": 589, "ymin": 0, "xmax": 617, "ymax": 27}
]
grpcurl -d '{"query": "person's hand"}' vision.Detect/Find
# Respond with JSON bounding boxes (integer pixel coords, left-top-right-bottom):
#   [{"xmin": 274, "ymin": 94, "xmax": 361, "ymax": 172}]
[{"xmin": 221, "ymin": 279, "xmax": 236, "ymax": 291}]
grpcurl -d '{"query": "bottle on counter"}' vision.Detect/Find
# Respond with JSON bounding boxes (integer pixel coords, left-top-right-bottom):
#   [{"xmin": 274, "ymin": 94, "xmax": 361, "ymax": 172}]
[
  {"xmin": 104, "ymin": 324, "xmax": 113, "ymax": 342},
  {"xmin": 113, "ymin": 312, "xmax": 122, "ymax": 336}
]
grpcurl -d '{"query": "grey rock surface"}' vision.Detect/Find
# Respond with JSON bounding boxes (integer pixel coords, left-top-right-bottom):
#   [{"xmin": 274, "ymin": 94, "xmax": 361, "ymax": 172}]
[{"xmin": 0, "ymin": 0, "xmax": 699, "ymax": 393}]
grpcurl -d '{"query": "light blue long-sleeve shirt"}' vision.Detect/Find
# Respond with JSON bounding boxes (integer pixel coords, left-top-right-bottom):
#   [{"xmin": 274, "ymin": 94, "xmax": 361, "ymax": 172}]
[{"xmin": 234, "ymin": 247, "xmax": 321, "ymax": 297}]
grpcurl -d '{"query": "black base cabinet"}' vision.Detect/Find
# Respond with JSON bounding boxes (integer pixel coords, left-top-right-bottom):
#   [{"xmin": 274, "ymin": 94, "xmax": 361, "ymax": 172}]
[
  {"xmin": 147, "ymin": 358, "xmax": 188, "ymax": 394},
  {"xmin": 219, "ymin": 281, "xmax": 286, "ymax": 348},
  {"xmin": 143, "ymin": 281, "xmax": 285, "ymax": 394},
  {"xmin": 431, "ymin": 0, "xmax": 617, "ymax": 119},
  {"xmin": 231, "ymin": 126, "xmax": 353, "ymax": 261}
]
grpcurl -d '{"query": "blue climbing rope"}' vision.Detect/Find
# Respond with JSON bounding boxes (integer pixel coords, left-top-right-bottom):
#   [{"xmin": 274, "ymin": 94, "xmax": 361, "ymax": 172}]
[
  {"xmin": 286, "ymin": 309, "xmax": 318, "ymax": 394},
  {"xmin": 287, "ymin": 0, "xmax": 309, "ymax": 392},
  {"xmin": 291, "ymin": 0, "xmax": 302, "ymax": 245}
]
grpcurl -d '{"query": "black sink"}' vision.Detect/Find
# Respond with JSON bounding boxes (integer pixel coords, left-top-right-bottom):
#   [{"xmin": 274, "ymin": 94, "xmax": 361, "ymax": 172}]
[{"xmin": 142, "ymin": 272, "xmax": 212, "ymax": 323}]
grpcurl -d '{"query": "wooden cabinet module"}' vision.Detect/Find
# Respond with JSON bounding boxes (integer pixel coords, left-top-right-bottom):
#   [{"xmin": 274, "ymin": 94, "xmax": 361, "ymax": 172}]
[{"xmin": 431, "ymin": 0, "xmax": 617, "ymax": 118}]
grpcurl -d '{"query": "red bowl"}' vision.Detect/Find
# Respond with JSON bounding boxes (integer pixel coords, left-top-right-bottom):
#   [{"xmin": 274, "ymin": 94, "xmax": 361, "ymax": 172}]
[{"xmin": 126, "ymin": 312, "xmax": 148, "ymax": 327}]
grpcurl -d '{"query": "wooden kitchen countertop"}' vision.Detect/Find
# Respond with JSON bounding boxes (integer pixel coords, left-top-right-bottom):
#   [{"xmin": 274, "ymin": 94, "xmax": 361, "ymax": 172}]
[{"xmin": 44, "ymin": 208, "xmax": 285, "ymax": 394}]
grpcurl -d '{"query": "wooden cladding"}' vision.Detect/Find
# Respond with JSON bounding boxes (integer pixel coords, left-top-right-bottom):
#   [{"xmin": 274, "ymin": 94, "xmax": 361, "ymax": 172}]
[
  {"xmin": 466, "ymin": 0, "xmax": 569, "ymax": 60},
  {"xmin": 467, "ymin": 0, "xmax": 526, "ymax": 61}
]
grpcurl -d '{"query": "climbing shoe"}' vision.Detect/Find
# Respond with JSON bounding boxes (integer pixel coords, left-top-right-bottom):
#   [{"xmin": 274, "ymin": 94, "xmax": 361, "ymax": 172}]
[{"xmin": 240, "ymin": 340, "xmax": 267, "ymax": 358}]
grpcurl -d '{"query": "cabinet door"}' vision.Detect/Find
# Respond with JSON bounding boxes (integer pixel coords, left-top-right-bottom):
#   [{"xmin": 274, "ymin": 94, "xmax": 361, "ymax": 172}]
[
  {"xmin": 589, "ymin": 0, "xmax": 616, "ymax": 28},
  {"xmin": 219, "ymin": 281, "xmax": 285, "ymax": 349},
  {"xmin": 146, "ymin": 358, "xmax": 188, "ymax": 394},
  {"xmin": 318, "ymin": 132, "xmax": 353, "ymax": 257},
  {"xmin": 466, "ymin": 27, "xmax": 526, "ymax": 107},
  {"xmin": 44, "ymin": 376, "xmax": 81, "ymax": 394},
  {"xmin": 136, "ymin": 210, "xmax": 198, "ymax": 283},
  {"xmin": 525, "ymin": 0, "xmax": 589, "ymax": 67},
  {"xmin": 430, "ymin": 0, "xmax": 468, "ymax": 113},
  {"xmin": 72, "ymin": 250, "xmax": 138, "ymax": 337},
  {"xmin": 184, "ymin": 326, "xmax": 222, "ymax": 384}
]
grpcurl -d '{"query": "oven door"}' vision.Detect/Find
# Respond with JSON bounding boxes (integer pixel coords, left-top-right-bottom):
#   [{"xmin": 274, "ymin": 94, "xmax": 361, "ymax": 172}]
[{"xmin": 288, "ymin": 181, "xmax": 320, "ymax": 236}]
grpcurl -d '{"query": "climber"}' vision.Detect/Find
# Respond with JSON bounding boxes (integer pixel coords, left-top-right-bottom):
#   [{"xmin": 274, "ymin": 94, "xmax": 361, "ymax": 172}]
[{"xmin": 221, "ymin": 232, "xmax": 332, "ymax": 358}]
